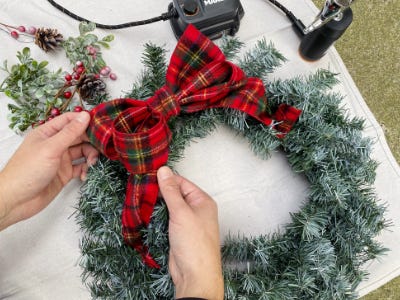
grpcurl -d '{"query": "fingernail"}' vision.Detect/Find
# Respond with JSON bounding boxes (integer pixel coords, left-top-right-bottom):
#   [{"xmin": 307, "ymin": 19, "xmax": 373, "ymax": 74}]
[
  {"xmin": 81, "ymin": 172, "xmax": 87, "ymax": 181},
  {"xmin": 88, "ymin": 157, "xmax": 98, "ymax": 167},
  {"xmin": 76, "ymin": 111, "xmax": 90, "ymax": 123},
  {"xmin": 157, "ymin": 166, "xmax": 173, "ymax": 180}
]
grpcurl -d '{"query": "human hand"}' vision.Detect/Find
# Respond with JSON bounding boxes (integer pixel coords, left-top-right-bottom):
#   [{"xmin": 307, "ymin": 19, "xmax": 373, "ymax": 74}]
[
  {"xmin": 157, "ymin": 166, "xmax": 224, "ymax": 300},
  {"xmin": 0, "ymin": 112, "xmax": 98, "ymax": 231}
]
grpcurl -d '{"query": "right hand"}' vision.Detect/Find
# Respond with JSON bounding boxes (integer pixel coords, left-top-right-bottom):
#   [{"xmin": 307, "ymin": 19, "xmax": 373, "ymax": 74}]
[{"xmin": 157, "ymin": 166, "xmax": 224, "ymax": 300}]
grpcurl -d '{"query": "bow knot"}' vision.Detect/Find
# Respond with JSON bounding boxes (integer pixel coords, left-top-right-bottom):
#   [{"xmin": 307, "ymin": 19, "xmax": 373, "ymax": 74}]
[{"xmin": 87, "ymin": 25, "xmax": 301, "ymax": 268}]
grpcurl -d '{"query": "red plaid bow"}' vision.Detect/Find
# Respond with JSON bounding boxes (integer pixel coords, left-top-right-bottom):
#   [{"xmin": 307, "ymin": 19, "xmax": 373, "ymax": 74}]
[{"xmin": 87, "ymin": 25, "xmax": 301, "ymax": 268}]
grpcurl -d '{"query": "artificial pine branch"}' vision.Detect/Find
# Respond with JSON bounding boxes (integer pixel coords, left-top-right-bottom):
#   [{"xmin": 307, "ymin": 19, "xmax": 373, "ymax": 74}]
[
  {"xmin": 219, "ymin": 34, "xmax": 244, "ymax": 61},
  {"xmin": 126, "ymin": 43, "xmax": 167, "ymax": 100},
  {"xmin": 238, "ymin": 38, "xmax": 286, "ymax": 80}
]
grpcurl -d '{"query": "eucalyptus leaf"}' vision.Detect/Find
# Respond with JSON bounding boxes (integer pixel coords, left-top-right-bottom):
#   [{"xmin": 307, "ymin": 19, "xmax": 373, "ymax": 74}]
[
  {"xmin": 4, "ymin": 90, "xmax": 12, "ymax": 98},
  {"xmin": 11, "ymin": 65, "xmax": 18, "ymax": 73},
  {"xmin": 102, "ymin": 34, "xmax": 114, "ymax": 42},
  {"xmin": 35, "ymin": 89, "xmax": 45, "ymax": 99},
  {"xmin": 79, "ymin": 22, "xmax": 96, "ymax": 36},
  {"xmin": 97, "ymin": 41, "xmax": 110, "ymax": 49},
  {"xmin": 55, "ymin": 98, "xmax": 63, "ymax": 106},
  {"xmin": 38, "ymin": 61, "xmax": 49, "ymax": 69},
  {"xmin": 22, "ymin": 47, "xmax": 30, "ymax": 57},
  {"xmin": 2, "ymin": 60, "xmax": 8, "ymax": 72},
  {"xmin": 84, "ymin": 33, "xmax": 98, "ymax": 45},
  {"xmin": 44, "ymin": 85, "xmax": 54, "ymax": 93}
]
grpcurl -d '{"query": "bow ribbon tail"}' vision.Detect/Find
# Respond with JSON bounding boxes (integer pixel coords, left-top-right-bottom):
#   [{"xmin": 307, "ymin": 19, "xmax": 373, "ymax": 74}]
[
  {"xmin": 122, "ymin": 172, "xmax": 161, "ymax": 269},
  {"xmin": 272, "ymin": 104, "xmax": 302, "ymax": 138}
]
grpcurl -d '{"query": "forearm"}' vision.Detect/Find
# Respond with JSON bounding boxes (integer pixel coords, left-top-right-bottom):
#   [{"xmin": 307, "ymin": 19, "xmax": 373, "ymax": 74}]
[
  {"xmin": 0, "ymin": 207, "xmax": 13, "ymax": 231},
  {"xmin": 0, "ymin": 171, "xmax": 11, "ymax": 230},
  {"xmin": 0, "ymin": 168, "xmax": 22, "ymax": 231}
]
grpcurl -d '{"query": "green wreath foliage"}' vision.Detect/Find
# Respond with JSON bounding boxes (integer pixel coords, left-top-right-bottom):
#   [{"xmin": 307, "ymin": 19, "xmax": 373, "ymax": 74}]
[{"xmin": 77, "ymin": 37, "xmax": 388, "ymax": 299}]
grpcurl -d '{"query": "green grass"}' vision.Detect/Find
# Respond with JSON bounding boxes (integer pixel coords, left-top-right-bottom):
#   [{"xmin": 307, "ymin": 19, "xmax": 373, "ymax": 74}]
[
  {"xmin": 362, "ymin": 276, "xmax": 400, "ymax": 300},
  {"xmin": 310, "ymin": 0, "xmax": 400, "ymax": 298},
  {"xmin": 333, "ymin": 0, "xmax": 400, "ymax": 163}
]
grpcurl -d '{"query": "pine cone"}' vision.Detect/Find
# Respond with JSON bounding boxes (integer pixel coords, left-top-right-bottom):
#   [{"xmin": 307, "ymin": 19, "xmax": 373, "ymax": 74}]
[
  {"xmin": 35, "ymin": 28, "xmax": 63, "ymax": 52},
  {"xmin": 77, "ymin": 74, "xmax": 106, "ymax": 104}
]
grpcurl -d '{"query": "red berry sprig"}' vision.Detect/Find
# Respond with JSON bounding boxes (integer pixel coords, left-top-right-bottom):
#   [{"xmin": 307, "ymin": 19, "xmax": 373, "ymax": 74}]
[
  {"xmin": 41, "ymin": 62, "xmax": 85, "ymax": 122},
  {"xmin": 36, "ymin": 59, "xmax": 115, "ymax": 128},
  {"xmin": 0, "ymin": 21, "xmax": 36, "ymax": 42}
]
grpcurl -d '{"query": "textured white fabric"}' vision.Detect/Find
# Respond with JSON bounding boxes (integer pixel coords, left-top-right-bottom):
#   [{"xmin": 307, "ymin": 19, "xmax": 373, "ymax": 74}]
[{"xmin": 0, "ymin": 1, "xmax": 399, "ymax": 299}]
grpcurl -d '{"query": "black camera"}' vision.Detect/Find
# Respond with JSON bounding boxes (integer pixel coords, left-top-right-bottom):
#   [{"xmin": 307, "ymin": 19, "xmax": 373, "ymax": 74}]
[{"xmin": 168, "ymin": 0, "xmax": 244, "ymax": 39}]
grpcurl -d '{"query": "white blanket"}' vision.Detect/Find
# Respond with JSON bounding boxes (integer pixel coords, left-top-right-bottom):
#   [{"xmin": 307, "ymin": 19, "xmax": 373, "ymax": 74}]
[{"xmin": 1, "ymin": 1, "xmax": 399, "ymax": 299}]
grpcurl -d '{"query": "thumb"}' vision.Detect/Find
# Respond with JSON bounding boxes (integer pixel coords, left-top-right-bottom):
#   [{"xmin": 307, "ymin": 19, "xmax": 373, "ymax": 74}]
[
  {"xmin": 157, "ymin": 166, "xmax": 189, "ymax": 217},
  {"xmin": 48, "ymin": 112, "xmax": 91, "ymax": 154}
]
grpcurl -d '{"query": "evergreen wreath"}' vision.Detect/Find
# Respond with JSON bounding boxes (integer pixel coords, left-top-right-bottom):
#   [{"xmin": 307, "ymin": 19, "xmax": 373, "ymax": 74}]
[
  {"xmin": 77, "ymin": 36, "xmax": 388, "ymax": 300},
  {"xmin": 0, "ymin": 22, "xmax": 388, "ymax": 299}
]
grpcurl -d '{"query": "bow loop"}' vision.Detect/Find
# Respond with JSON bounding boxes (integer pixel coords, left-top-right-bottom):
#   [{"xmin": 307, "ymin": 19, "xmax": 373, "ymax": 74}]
[
  {"xmin": 175, "ymin": 60, "xmax": 248, "ymax": 111},
  {"xmin": 166, "ymin": 25, "xmax": 225, "ymax": 94},
  {"xmin": 88, "ymin": 98, "xmax": 145, "ymax": 160},
  {"xmin": 113, "ymin": 105, "xmax": 171, "ymax": 174}
]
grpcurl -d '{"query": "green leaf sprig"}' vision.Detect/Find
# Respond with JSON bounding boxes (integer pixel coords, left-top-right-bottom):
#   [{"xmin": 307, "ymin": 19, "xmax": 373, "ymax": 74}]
[
  {"xmin": 0, "ymin": 47, "xmax": 64, "ymax": 132},
  {"xmin": 1, "ymin": 22, "xmax": 114, "ymax": 133},
  {"xmin": 62, "ymin": 22, "xmax": 114, "ymax": 73}
]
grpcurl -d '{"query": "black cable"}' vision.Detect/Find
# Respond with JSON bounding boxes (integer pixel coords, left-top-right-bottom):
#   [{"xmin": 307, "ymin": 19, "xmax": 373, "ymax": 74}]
[
  {"xmin": 267, "ymin": 0, "xmax": 306, "ymax": 36},
  {"xmin": 47, "ymin": 0, "xmax": 177, "ymax": 29}
]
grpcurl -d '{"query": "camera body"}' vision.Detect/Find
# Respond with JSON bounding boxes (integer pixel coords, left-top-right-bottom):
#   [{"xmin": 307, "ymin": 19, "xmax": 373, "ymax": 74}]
[{"xmin": 168, "ymin": 0, "xmax": 244, "ymax": 39}]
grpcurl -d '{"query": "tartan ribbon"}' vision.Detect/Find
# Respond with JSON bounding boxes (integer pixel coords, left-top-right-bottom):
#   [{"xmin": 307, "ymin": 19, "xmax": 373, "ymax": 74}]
[{"xmin": 87, "ymin": 25, "xmax": 301, "ymax": 268}]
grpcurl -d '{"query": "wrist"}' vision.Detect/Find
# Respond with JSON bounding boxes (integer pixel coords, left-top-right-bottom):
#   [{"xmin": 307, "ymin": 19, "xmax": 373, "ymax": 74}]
[{"xmin": 175, "ymin": 273, "xmax": 224, "ymax": 300}]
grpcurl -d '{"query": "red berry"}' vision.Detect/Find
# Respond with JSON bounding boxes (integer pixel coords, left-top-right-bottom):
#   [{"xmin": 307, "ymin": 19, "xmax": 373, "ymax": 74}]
[
  {"xmin": 76, "ymin": 61, "xmax": 84, "ymax": 67},
  {"xmin": 109, "ymin": 73, "xmax": 117, "ymax": 80},
  {"xmin": 27, "ymin": 26, "xmax": 36, "ymax": 35},
  {"xmin": 100, "ymin": 66, "xmax": 110, "ymax": 76},
  {"xmin": 87, "ymin": 46, "xmax": 97, "ymax": 55},
  {"xmin": 50, "ymin": 107, "xmax": 61, "ymax": 116},
  {"xmin": 18, "ymin": 26, "xmax": 26, "ymax": 32},
  {"xmin": 32, "ymin": 119, "xmax": 45, "ymax": 128},
  {"xmin": 76, "ymin": 66, "xmax": 85, "ymax": 74},
  {"xmin": 73, "ymin": 106, "xmax": 83, "ymax": 112},
  {"xmin": 94, "ymin": 74, "xmax": 100, "ymax": 79},
  {"xmin": 63, "ymin": 91, "xmax": 72, "ymax": 99},
  {"xmin": 64, "ymin": 74, "xmax": 72, "ymax": 81},
  {"xmin": 74, "ymin": 73, "xmax": 81, "ymax": 80},
  {"xmin": 10, "ymin": 31, "xmax": 19, "ymax": 39}
]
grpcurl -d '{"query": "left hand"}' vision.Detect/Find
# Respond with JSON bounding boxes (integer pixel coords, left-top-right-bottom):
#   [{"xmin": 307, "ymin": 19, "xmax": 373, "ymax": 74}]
[{"xmin": 0, "ymin": 111, "xmax": 98, "ymax": 230}]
